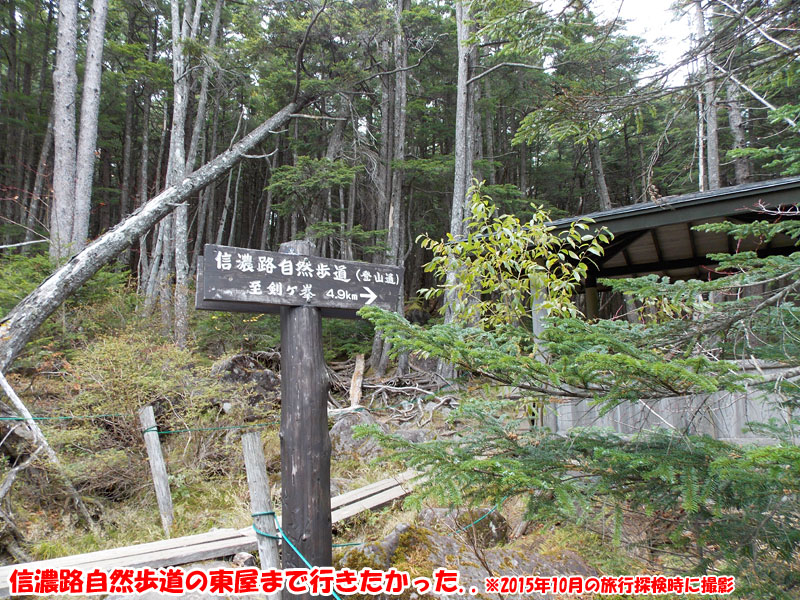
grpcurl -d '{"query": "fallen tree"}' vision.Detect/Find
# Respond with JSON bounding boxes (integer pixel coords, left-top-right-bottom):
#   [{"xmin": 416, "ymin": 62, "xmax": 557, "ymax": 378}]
[{"xmin": 0, "ymin": 97, "xmax": 310, "ymax": 374}]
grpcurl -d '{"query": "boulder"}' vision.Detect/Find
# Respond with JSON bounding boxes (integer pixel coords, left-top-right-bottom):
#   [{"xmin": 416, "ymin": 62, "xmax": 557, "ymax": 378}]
[
  {"xmin": 338, "ymin": 523, "xmax": 597, "ymax": 600},
  {"xmin": 329, "ymin": 410, "xmax": 386, "ymax": 460}
]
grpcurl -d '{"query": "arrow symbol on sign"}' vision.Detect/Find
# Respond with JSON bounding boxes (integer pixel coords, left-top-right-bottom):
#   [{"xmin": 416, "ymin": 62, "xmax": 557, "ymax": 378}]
[{"xmin": 360, "ymin": 287, "xmax": 377, "ymax": 305}]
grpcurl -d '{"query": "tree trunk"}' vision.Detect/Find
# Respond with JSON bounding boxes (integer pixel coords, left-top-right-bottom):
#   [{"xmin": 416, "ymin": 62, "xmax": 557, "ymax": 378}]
[
  {"xmin": 50, "ymin": 0, "xmax": 78, "ymax": 260},
  {"xmin": 24, "ymin": 113, "xmax": 53, "ymax": 246},
  {"xmin": 136, "ymin": 16, "xmax": 157, "ymax": 281},
  {"xmin": 697, "ymin": 89, "xmax": 706, "ymax": 192},
  {"xmin": 695, "ymin": 0, "xmax": 720, "ymax": 189},
  {"xmin": 438, "ymin": 0, "xmax": 475, "ymax": 381},
  {"xmin": 186, "ymin": 0, "xmax": 224, "ymax": 173},
  {"xmin": 0, "ymin": 99, "xmax": 308, "ymax": 373},
  {"xmin": 169, "ymin": 0, "xmax": 191, "ymax": 348},
  {"xmin": 726, "ymin": 79, "xmax": 752, "ymax": 185},
  {"xmin": 71, "ymin": 0, "xmax": 109, "ymax": 252},
  {"xmin": 588, "ymin": 138, "xmax": 612, "ymax": 211},
  {"xmin": 377, "ymin": 0, "xmax": 410, "ymax": 377}
]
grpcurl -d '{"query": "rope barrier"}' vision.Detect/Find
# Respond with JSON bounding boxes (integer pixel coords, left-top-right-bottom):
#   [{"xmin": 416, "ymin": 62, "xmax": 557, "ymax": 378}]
[
  {"xmin": 141, "ymin": 421, "xmax": 278, "ymax": 435},
  {"xmin": 250, "ymin": 512, "xmax": 361, "ymax": 587},
  {"xmin": 271, "ymin": 516, "xmax": 344, "ymax": 600},
  {"xmin": 456, "ymin": 496, "xmax": 509, "ymax": 533},
  {"xmin": 0, "ymin": 413, "xmax": 123, "ymax": 421}
]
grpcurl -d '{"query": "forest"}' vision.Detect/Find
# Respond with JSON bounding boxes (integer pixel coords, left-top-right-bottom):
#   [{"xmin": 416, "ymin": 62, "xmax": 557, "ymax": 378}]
[{"xmin": 0, "ymin": 0, "xmax": 799, "ymax": 598}]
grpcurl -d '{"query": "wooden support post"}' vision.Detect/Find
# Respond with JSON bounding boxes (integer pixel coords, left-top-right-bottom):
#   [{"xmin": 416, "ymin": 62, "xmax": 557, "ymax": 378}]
[
  {"xmin": 138, "ymin": 405, "xmax": 173, "ymax": 537},
  {"xmin": 242, "ymin": 431, "xmax": 281, "ymax": 595},
  {"xmin": 584, "ymin": 269, "xmax": 600, "ymax": 321},
  {"xmin": 279, "ymin": 240, "xmax": 332, "ymax": 599}
]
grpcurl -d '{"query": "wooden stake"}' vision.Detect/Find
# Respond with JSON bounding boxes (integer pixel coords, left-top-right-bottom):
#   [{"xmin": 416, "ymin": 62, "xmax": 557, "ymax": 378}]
[
  {"xmin": 349, "ymin": 354, "xmax": 365, "ymax": 408},
  {"xmin": 279, "ymin": 240, "xmax": 332, "ymax": 600},
  {"xmin": 241, "ymin": 431, "xmax": 281, "ymax": 586},
  {"xmin": 138, "ymin": 405, "xmax": 173, "ymax": 537}
]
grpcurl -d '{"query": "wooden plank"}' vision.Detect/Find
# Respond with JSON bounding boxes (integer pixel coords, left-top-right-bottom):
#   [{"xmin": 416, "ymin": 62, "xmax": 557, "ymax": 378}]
[
  {"xmin": 0, "ymin": 528, "xmax": 243, "ymax": 574},
  {"xmin": 331, "ymin": 484, "xmax": 412, "ymax": 523},
  {"xmin": 330, "ymin": 470, "xmax": 416, "ymax": 509},
  {"xmin": 0, "ymin": 474, "xmax": 418, "ymax": 598},
  {"xmin": 73, "ymin": 535, "xmax": 257, "ymax": 572}
]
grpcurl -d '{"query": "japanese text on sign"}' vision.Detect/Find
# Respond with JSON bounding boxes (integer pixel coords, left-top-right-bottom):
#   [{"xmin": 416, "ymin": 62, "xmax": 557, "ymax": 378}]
[{"xmin": 201, "ymin": 244, "xmax": 404, "ymax": 315}]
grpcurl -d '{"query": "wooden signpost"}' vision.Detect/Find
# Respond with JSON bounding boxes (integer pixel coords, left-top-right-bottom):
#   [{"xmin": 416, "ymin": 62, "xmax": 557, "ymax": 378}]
[{"xmin": 196, "ymin": 241, "xmax": 403, "ymax": 599}]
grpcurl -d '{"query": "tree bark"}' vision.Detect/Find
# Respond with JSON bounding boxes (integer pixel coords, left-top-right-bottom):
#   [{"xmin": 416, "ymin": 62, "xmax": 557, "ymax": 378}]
[
  {"xmin": 186, "ymin": 0, "xmax": 225, "ymax": 173},
  {"xmin": 169, "ymin": 0, "xmax": 191, "ymax": 348},
  {"xmin": 71, "ymin": 0, "xmax": 109, "ymax": 252},
  {"xmin": 588, "ymin": 138, "xmax": 612, "ymax": 211},
  {"xmin": 695, "ymin": 0, "xmax": 720, "ymax": 189},
  {"xmin": 726, "ymin": 79, "xmax": 752, "ymax": 185},
  {"xmin": 50, "ymin": 0, "xmax": 78, "ymax": 260},
  {"xmin": 697, "ymin": 89, "xmax": 706, "ymax": 192},
  {"xmin": 377, "ymin": 0, "xmax": 410, "ymax": 376},
  {"xmin": 438, "ymin": 0, "xmax": 475, "ymax": 380},
  {"xmin": 24, "ymin": 113, "xmax": 53, "ymax": 246},
  {"xmin": 0, "ymin": 99, "xmax": 308, "ymax": 373}
]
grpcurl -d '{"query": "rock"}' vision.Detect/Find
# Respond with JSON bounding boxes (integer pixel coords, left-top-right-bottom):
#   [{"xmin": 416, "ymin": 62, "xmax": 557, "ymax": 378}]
[
  {"xmin": 232, "ymin": 551, "xmax": 256, "ymax": 567},
  {"xmin": 417, "ymin": 507, "xmax": 510, "ymax": 547},
  {"xmin": 211, "ymin": 353, "xmax": 280, "ymax": 406},
  {"xmin": 394, "ymin": 427, "xmax": 432, "ymax": 444},
  {"xmin": 329, "ymin": 410, "xmax": 386, "ymax": 460},
  {"xmin": 337, "ymin": 523, "xmax": 597, "ymax": 600}
]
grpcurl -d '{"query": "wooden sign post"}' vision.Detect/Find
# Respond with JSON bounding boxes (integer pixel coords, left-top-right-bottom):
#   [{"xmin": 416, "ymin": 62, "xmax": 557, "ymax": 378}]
[{"xmin": 196, "ymin": 241, "xmax": 403, "ymax": 598}]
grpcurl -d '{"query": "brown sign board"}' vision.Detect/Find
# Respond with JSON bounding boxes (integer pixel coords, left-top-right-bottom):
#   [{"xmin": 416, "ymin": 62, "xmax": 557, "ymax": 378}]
[{"xmin": 195, "ymin": 244, "xmax": 404, "ymax": 319}]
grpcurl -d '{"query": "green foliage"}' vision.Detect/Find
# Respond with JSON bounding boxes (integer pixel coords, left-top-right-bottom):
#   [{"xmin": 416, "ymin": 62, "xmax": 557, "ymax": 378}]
[
  {"xmin": 0, "ymin": 253, "xmax": 134, "ymax": 365},
  {"xmin": 194, "ymin": 312, "xmax": 281, "ymax": 355},
  {"xmin": 418, "ymin": 181, "xmax": 608, "ymax": 327},
  {"xmin": 269, "ymin": 156, "xmax": 360, "ymax": 214},
  {"xmin": 362, "ymin": 186, "xmax": 800, "ymax": 597}
]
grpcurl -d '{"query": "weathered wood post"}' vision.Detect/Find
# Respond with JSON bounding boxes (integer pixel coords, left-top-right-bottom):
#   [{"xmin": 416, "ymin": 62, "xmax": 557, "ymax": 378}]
[
  {"xmin": 138, "ymin": 405, "xmax": 173, "ymax": 536},
  {"xmin": 278, "ymin": 240, "xmax": 332, "ymax": 595},
  {"xmin": 241, "ymin": 431, "xmax": 281, "ymax": 598}
]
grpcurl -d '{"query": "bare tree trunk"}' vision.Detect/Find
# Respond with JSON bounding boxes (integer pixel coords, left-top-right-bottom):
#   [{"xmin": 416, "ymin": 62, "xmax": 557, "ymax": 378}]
[
  {"xmin": 24, "ymin": 113, "xmax": 53, "ymax": 246},
  {"xmin": 482, "ymin": 76, "xmax": 496, "ymax": 186},
  {"xmin": 169, "ymin": 0, "xmax": 193, "ymax": 347},
  {"xmin": 726, "ymin": 79, "xmax": 752, "ymax": 184},
  {"xmin": 137, "ymin": 16, "xmax": 157, "ymax": 282},
  {"xmin": 377, "ymin": 0, "xmax": 410, "ymax": 376},
  {"xmin": 50, "ymin": 0, "xmax": 78, "ymax": 260},
  {"xmin": 345, "ymin": 172, "xmax": 356, "ymax": 260},
  {"xmin": 119, "ymin": 10, "xmax": 138, "ymax": 228},
  {"xmin": 0, "ymin": 99, "xmax": 307, "ymax": 373},
  {"xmin": 695, "ymin": 0, "xmax": 720, "ymax": 189},
  {"xmin": 438, "ymin": 0, "xmax": 475, "ymax": 381},
  {"xmin": 185, "ymin": 0, "xmax": 224, "ymax": 173},
  {"xmin": 697, "ymin": 89, "xmax": 706, "ymax": 192},
  {"xmin": 71, "ymin": 0, "xmax": 109, "ymax": 252},
  {"xmin": 588, "ymin": 138, "xmax": 612, "ymax": 211}
]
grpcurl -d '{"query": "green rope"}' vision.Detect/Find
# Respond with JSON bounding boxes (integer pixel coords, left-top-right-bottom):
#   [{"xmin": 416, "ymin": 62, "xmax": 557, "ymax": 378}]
[
  {"xmin": 0, "ymin": 413, "xmax": 123, "ymax": 421},
  {"xmin": 141, "ymin": 421, "xmax": 278, "ymax": 435},
  {"xmin": 272, "ymin": 516, "xmax": 344, "ymax": 600},
  {"xmin": 456, "ymin": 496, "xmax": 510, "ymax": 533},
  {"xmin": 251, "ymin": 512, "xmax": 362, "ymax": 551},
  {"xmin": 332, "ymin": 541, "xmax": 363, "ymax": 547},
  {"xmin": 251, "ymin": 511, "xmax": 281, "ymax": 539}
]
